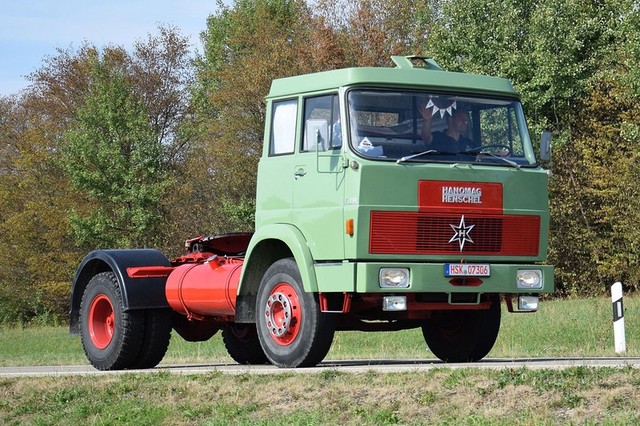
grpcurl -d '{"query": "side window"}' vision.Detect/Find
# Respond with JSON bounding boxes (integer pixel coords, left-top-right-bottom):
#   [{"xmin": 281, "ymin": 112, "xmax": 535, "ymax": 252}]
[
  {"xmin": 331, "ymin": 95, "xmax": 341, "ymax": 149},
  {"xmin": 302, "ymin": 94, "xmax": 341, "ymax": 152},
  {"xmin": 270, "ymin": 99, "xmax": 298, "ymax": 155}
]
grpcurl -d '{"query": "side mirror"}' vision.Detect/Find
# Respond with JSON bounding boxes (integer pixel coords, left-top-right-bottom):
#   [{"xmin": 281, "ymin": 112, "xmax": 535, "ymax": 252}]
[
  {"xmin": 304, "ymin": 119, "xmax": 328, "ymax": 152},
  {"xmin": 540, "ymin": 131, "xmax": 552, "ymax": 161}
]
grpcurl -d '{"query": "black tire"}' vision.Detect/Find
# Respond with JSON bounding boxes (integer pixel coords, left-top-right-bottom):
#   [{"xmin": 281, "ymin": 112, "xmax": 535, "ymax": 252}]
[
  {"xmin": 130, "ymin": 309, "xmax": 172, "ymax": 369},
  {"xmin": 422, "ymin": 295, "xmax": 501, "ymax": 363},
  {"xmin": 79, "ymin": 272, "xmax": 144, "ymax": 370},
  {"xmin": 222, "ymin": 323, "xmax": 269, "ymax": 365},
  {"xmin": 255, "ymin": 258, "xmax": 335, "ymax": 368}
]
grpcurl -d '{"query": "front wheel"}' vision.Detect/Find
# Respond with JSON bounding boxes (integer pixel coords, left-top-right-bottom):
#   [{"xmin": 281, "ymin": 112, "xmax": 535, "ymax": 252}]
[
  {"xmin": 79, "ymin": 272, "xmax": 144, "ymax": 370},
  {"xmin": 421, "ymin": 295, "xmax": 501, "ymax": 362},
  {"xmin": 255, "ymin": 258, "xmax": 335, "ymax": 368}
]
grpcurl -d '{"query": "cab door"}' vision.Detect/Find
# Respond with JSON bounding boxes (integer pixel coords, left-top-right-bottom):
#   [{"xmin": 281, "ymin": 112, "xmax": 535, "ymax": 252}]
[
  {"xmin": 255, "ymin": 98, "xmax": 298, "ymax": 228},
  {"xmin": 292, "ymin": 94, "xmax": 346, "ymax": 260}
]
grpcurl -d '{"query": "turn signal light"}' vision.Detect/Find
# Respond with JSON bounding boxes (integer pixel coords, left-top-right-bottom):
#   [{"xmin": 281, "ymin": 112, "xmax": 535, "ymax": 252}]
[{"xmin": 346, "ymin": 219, "xmax": 354, "ymax": 236}]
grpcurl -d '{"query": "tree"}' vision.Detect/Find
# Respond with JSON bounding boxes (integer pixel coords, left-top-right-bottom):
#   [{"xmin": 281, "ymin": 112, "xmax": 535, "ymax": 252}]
[
  {"xmin": 192, "ymin": 0, "xmax": 320, "ymax": 233},
  {"xmin": 425, "ymin": 0, "xmax": 619, "ymax": 133},
  {"xmin": 62, "ymin": 56, "xmax": 171, "ymax": 249},
  {"xmin": 0, "ymin": 26, "xmax": 198, "ymax": 322},
  {"xmin": 423, "ymin": 0, "xmax": 639, "ymax": 295},
  {"xmin": 31, "ymin": 27, "xmax": 196, "ymax": 254},
  {"xmin": 130, "ymin": 25, "xmax": 196, "ymax": 165},
  {"xmin": 314, "ymin": 0, "xmax": 433, "ymax": 67},
  {"xmin": 548, "ymin": 75, "xmax": 640, "ymax": 295},
  {"xmin": 0, "ymin": 96, "xmax": 80, "ymax": 322},
  {"xmin": 547, "ymin": 2, "xmax": 640, "ymax": 294}
]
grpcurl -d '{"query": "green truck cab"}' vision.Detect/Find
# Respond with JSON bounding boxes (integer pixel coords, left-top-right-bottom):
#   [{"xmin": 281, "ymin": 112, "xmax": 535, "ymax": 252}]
[{"xmin": 237, "ymin": 56, "xmax": 553, "ymax": 366}]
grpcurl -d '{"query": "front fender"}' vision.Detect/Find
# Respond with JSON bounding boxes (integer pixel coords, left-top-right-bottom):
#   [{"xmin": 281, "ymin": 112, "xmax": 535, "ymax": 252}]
[
  {"xmin": 69, "ymin": 249, "xmax": 171, "ymax": 334},
  {"xmin": 239, "ymin": 224, "xmax": 318, "ymax": 296}
]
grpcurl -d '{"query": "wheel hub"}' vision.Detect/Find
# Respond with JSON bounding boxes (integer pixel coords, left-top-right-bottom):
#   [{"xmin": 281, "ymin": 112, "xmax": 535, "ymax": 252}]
[
  {"xmin": 88, "ymin": 294, "xmax": 115, "ymax": 350},
  {"xmin": 263, "ymin": 283, "xmax": 301, "ymax": 345},
  {"xmin": 265, "ymin": 291, "xmax": 292, "ymax": 337}
]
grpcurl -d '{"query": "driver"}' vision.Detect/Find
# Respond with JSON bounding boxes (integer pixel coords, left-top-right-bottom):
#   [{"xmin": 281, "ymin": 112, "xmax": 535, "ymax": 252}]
[{"xmin": 419, "ymin": 105, "xmax": 473, "ymax": 153}]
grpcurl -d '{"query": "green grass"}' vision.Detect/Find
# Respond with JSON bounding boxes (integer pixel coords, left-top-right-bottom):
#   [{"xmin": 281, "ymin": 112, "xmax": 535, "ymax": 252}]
[
  {"xmin": 1, "ymin": 296, "xmax": 637, "ymax": 367},
  {"xmin": 2, "ymin": 367, "xmax": 640, "ymax": 424}
]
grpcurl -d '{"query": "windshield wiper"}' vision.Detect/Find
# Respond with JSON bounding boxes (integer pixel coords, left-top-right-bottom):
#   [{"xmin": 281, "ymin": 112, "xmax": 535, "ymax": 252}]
[
  {"xmin": 396, "ymin": 149, "xmax": 441, "ymax": 164},
  {"xmin": 468, "ymin": 150, "xmax": 520, "ymax": 169},
  {"xmin": 396, "ymin": 148, "xmax": 520, "ymax": 168}
]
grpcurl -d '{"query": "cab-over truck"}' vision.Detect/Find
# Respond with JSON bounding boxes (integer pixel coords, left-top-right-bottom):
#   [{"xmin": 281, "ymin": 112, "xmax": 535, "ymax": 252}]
[{"xmin": 70, "ymin": 56, "xmax": 554, "ymax": 369}]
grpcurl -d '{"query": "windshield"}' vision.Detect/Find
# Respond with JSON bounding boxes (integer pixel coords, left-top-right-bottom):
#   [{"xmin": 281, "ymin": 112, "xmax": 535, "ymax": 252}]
[{"xmin": 347, "ymin": 89, "xmax": 536, "ymax": 166}]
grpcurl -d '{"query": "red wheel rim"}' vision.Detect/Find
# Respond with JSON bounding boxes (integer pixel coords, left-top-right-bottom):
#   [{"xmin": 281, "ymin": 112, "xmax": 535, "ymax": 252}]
[
  {"xmin": 88, "ymin": 294, "xmax": 115, "ymax": 349},
  {"xmin": 263, "ymin": 283, "xmax": 301, "ymax": 346}
]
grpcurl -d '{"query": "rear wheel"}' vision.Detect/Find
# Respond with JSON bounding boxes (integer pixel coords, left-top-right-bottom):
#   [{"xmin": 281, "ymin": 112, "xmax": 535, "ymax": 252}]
[
  {"xmin": 80, "ymin": 272, "xmax": 144, "ymax": 370},
  {"xmin": 130, "ymin": 309, "xmax": 172, "ymax": 369},
  {"xmin": 222, "ymin": 323, "xmax": 268, "ymax": 365},
  {"xmin": 256, "ymin": 258, "xmax": 335, "ymax": 368},
  {"xmin": 421, "ymin": 295, "xmax": 501, "ymax": 362}
]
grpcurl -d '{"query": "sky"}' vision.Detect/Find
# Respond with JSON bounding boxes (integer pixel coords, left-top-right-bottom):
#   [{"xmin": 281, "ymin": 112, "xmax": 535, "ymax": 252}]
[{"xmin": 0, "ymin": 0, "xmax": 221, "ymax": 97}]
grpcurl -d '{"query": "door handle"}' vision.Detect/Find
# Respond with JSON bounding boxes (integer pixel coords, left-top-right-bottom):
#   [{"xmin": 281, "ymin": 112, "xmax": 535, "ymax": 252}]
[{"xmin": 294, "ymin": 168, "xmax": 306, "ymax": 177}]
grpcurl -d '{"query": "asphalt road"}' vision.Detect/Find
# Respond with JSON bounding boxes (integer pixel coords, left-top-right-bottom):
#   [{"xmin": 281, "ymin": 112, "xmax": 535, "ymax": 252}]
[{"xmin": 2, "ymin": 357, "xmax": 640, "ymax": 378}]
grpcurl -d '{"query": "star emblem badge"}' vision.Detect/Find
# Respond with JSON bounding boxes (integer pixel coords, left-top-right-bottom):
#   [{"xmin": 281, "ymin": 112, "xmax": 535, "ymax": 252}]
[{"xmin": 449, "ymin": 215, "xmax": 475, "ymax": 251}]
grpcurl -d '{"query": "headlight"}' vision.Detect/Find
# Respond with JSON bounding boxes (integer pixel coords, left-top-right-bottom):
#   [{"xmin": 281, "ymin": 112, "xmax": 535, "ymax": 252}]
[
  {"xmin": 379, "ymin": 268, "xmax": 410, "ymax": 288},
  {"xmin": 516, "ymin": 269, "xmax": 543, "ymax": 289}
]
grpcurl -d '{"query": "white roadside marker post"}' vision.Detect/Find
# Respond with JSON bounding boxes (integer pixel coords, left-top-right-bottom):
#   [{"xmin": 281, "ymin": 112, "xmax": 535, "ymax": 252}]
[{"xmin": 611, "ymin": 281, "xmax": 626, "ymax": 354}]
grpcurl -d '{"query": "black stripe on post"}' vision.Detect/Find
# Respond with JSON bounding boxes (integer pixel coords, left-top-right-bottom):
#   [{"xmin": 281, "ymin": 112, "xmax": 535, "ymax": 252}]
[{"xmin": 613, "ymin": 297, "xmax": 624, "ymax": 322}]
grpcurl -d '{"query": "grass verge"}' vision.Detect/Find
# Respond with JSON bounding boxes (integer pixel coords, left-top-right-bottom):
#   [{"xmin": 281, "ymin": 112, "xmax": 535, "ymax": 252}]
[{"xmin": 2, "ymin": 367, "xmax": 640, "ymax": 424}]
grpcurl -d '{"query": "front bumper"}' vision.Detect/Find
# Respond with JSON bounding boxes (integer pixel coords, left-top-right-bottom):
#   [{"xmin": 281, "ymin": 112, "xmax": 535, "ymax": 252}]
[{"xmin": 314, "ymin": 261, "xmax": 554, "ymax": 294}]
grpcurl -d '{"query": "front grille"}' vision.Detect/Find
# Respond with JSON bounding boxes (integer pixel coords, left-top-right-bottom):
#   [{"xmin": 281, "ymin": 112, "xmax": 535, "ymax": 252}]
[{"xmin": 370, "ymin": 211, "xmax": 540, "ymax": 256}]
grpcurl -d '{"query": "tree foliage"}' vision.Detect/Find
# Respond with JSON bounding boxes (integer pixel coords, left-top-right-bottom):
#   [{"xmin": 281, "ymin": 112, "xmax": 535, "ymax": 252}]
[
  {"xmin": 0, "ymin": 95, "xmax": 79, "ymax": 322},
  {"xmin": 423, "ymin": 0, "xmax": 640, "ymax": 294},
  {"xmin": 0, "ymin": 26, "xmax": 195, "ymax": 322},
  {"xmin": 192, "ymin": 0, "xmax": 331, "ymax": 232},
  {"xmin": 62, "ymin": 55, "xmax": 170, "ymax": 249},
  {"xmin": 314, "ymin": 0, "xmax": 433, "ymax": 66},
  {"xmin": 3, "ymin": 0, "xmax": 640, "ymax": 323},
  {"xmin": 425, "ymin": 0, "xmax": 619, "ymax": 134}
]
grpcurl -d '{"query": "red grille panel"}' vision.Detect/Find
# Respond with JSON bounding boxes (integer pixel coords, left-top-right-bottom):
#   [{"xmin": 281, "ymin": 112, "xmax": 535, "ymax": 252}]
[{"xmin": 370, "ymin": 211, "xmax": 540, "ymax": 256}]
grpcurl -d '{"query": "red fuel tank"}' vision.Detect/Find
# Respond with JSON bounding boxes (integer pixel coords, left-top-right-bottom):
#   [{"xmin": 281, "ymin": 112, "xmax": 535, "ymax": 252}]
[{"xmin": 165, "ymin": 257, "xmax": 243, "ymax": 318}]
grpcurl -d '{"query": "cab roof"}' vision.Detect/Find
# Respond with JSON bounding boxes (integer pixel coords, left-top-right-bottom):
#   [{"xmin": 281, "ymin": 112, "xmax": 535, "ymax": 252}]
[{"xmin": 267, "ymin": 56, "xmax": 517, "ymax": 99}]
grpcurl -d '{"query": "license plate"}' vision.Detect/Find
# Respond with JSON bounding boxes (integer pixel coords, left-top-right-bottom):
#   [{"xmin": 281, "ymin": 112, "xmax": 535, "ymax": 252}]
[{"xmin": 445, "ymin": 263, "xmax": 491, "ymax": 277}]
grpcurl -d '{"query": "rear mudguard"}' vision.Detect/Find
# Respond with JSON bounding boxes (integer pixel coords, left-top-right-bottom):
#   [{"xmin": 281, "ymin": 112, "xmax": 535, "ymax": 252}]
[{"xmin": 69, "ymin": 249, "xmax": 172, "ymax": 334}]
